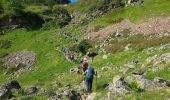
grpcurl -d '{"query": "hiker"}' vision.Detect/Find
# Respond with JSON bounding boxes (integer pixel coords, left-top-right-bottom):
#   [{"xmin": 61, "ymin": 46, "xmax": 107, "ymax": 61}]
[{"xmin": 81, "ymin": 58, "xmax": 95, "ymax": 94}]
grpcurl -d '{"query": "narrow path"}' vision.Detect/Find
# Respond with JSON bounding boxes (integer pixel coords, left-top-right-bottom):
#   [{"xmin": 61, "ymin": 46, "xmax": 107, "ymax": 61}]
[{"xmin": 83, "ymin": 93, "xmax": 97, "ymax": 100}]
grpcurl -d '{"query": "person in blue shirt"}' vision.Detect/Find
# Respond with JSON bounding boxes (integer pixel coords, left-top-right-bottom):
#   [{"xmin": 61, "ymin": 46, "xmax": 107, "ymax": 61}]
[{"xmin": 81, "ymin": 58, "xmax": 95, "ymax": 93}]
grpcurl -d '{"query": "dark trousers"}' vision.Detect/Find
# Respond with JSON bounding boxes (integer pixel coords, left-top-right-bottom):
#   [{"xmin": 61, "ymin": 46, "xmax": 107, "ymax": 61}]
[{"xmin": 86, "ymin": 78, "xmax": 93, "ymax": 92}]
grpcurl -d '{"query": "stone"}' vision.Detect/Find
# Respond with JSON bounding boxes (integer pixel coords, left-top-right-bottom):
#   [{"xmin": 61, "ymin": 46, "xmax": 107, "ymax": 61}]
[
  {"xmin": 120, "ymin": 64, "xmax": 135, "ymax": 74},
  {"xmin": 124, "ymin": 44, "xmax": 131, "ymax": 51},
  {"xmin": 112, "ymin": 75, "xmax": 121, "ymax": 84},
  {"xmin": 0, "ymin": 80, "xmax": 21, "ymax": 99},
  {"xmin": 109, "ymin": 76, "xmax": 130, "ymax": 95},
  {"xmin": 166, "ymin": 81, "xmax": 170, "ymax": 87},
  {"xmin": 159, "ymin": 44, "xmax": 170, "ymax": 51},
  {"xmin": 101, "ymin": 66, "xmax": 111, "ymax": 71},
  {"xmin": 115, "ymin": 32, "xmax": 123, "ymax": 38},
  {"xmin": 103, "ymin": 83, "xmax": 110, "ymax": 88},
  {"xmin": 70, "ymin": 67, "xmax": 81, "ymax": 74},
  {"xmin": 102, "ymin": 55, "xmax": 108, "ymax": 59},
  {"xmin": 26, "ymin": 86, "xmax": 38, "ymax": 95},
  {"xmin": 55, "ymin": 80, "xmax": 61, "ymax": 86},
  {"xmin": 107, "ymin": 92, "xmax": 115, "ymax": 100},
  {"xmin": 68, "ymin": 90, "xmax": 81, "ymax": 100},
  {"xmin": 132, "ymin": 69, "xmax": 144, "ymax": 75},
  {"xmin": 133, "ymin": 60, "xmax": 139, "ymax": 64},
  {"xmin": 152, "ymin": 65, "xmax": 164, "ymax": 72}
]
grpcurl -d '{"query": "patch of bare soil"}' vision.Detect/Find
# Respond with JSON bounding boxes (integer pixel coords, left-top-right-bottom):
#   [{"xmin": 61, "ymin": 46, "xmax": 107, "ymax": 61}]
[{"xmin": 86, "ymin": 17, "xmax": 170, "ymax": 39}]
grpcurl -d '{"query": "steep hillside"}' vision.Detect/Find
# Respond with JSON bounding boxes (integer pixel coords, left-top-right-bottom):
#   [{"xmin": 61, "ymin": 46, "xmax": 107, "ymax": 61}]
[{"xmin": 0, "ymin": 0, "xmax": 170, "ymax": 100}]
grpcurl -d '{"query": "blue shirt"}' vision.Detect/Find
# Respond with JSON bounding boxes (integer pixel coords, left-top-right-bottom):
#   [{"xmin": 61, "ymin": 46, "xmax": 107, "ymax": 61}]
[{"xmin": 86, "ymin": 66, "xmax": 95, "ymax": 79}]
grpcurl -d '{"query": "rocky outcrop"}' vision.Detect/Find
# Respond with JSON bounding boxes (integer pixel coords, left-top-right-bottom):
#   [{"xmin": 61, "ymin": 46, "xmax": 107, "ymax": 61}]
[
  {"xmin": 48, "ymin": 90, "xmax": 82, "ymax": 100},
  {"xmin": 4, "ymin": 51, "xmax": 36, "ymax": 71},
  {"xmin": 108, "ymin": 75, "xmax": 169, "ymax": 99},
  {"xmin": 61, "ymin": 47, "xmax": 77, "ymax": 62},
  {"xmin": 0, "ymin": 80, "xmax": 21, "ymax": 99},
  {"xmin": 26, "ymin": 86, "xmax": 38, "ymax": 95},
  {"xmin": 108, "ymin": 75, "xmax": 130, "ymax": 95}
]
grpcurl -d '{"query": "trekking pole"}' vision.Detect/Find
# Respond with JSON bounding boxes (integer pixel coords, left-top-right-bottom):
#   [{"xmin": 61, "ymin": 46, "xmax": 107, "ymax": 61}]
[{"xmin": 95, "ymin": 70, "xmax": 98, "ymax": 91}]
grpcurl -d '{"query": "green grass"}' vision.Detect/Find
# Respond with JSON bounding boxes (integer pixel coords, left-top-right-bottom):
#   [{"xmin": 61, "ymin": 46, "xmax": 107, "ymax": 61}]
[
  {"xmin": 1, "ymin": 0, "xmax": 170, "ymax": 99},
  {"xmin": 0, "ymin": 29, "xmax": 74, "ymax": 86},
  {"xmin": 88, "ymin": 0, "xmax": 170, "ymax": 28},
  {"xmin": 145, "ymin": 64, "xmax": 170, "ymax": 80}
]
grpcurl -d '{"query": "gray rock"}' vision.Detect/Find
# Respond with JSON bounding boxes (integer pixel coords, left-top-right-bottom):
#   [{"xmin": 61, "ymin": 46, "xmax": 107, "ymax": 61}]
[
  {"xmin": 107, "ymin": 92, "xmax": 115, "ymax": 100},
  {"xmin": 26, "ymin": 86, "xmax": 38, "ymax": 95},
  {"xmin": 109, "ymin": 76, "xmax": 130, "ymax": 95},
  {"xmin": 101, "ymin": 66, "xmax": 111, "ymax": 71},
  {"xmin": 132, "ymin": 69, "xmax": 144, "ymax": 75},
  {"xmin": 166, "ymin": 81, "xmax": 170, "ymax": 87},
  {"xmin": 159, "ymin": 44, "xmax": 170, "ymax": 51},
  {"xmin": 152, "ymin": 65, "xmax": 164, "ymax": 72},
  {"xmin": 68, "ymin": 90, "xmax": 82, "ymax": 100},
  {"xmin": 120, "ymin": 64, "xmax": 135, "ymax": 74},
  {"xmin": 70, "ymin": 67, "xmax": 81, "ymax": 73},
  {"xmin": 0, "ymin": 80, "xmax": 21, "ymax": 99}
]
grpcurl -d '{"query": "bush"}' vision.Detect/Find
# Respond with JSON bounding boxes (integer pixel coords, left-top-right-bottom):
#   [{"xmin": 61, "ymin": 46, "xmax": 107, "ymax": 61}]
[
  {"xmin": 78, "ymin": 39, "xmax": 92, "ymax": 55},
  {"xmin": 126, "ymin": 80, "xmax": 142, "ymax": 92},
  {"xmin": 0, "ymin": 40, "xmax": 12, "ymax": 49}
]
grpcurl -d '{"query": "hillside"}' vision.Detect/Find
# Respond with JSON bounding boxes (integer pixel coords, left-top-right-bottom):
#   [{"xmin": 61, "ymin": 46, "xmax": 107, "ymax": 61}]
[{"xmin": 0, "ymin": 0, "xmax": 170, "ymax": 100}]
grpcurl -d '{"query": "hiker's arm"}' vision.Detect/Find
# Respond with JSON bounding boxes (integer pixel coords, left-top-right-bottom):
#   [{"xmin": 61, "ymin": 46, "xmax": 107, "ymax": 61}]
[{"xmin": 83, "ymin": 70, "xmax": 87, "ymax": 75}]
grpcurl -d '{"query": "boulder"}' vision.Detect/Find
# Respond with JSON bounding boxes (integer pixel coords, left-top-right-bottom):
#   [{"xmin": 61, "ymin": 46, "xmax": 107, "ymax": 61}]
[
  {"xmin": 0, "ymin": 80, "xmax": 21, "ymax": 99},
  {"xmin": 70, "ymin": 67, "xmax": 81, "ymax": 74},
  {"xmin": 132, "ymin": 69, "xmax": 144, "ymax": 75},
  {"xmin": 68, "ymin": 90, "xmax": 82, "ymax": 100},
  {"xmin": 166, "ymin": 81, "xmax": 170, "ymax": 87},
  {"xmin": 159, "ymin": 44, "xmax": 170, "ymax": 51},
  {"xmin": 26, "ymin": 86, "xmax": 38, "ymax": 95},
  {"xmin": 109, "ymin": 76, "xmax": 130, "ymax": 95}
]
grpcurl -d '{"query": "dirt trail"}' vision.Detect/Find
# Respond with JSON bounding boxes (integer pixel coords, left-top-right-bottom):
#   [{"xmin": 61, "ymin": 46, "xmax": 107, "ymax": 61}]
[
  {"xmin": 87, "ymin": 16, "xmax": 170, "ymax": 39},
  {"xmin": 83, "ymin": 93, "xmax": 97, "ymax": 100}
]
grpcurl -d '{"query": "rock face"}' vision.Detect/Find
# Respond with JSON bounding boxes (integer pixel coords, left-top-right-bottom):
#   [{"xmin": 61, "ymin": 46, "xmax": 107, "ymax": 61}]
[
  {"xmin": 4, "ymin": 51, "xmax": 36, "ymax": 70},
  {"xmin": 0, "ymin": 80, "xmax": 21, "ymax": 99},
  {"xmin": 109, "ymin": 75, "xmax": 130, "ymax": 95}
]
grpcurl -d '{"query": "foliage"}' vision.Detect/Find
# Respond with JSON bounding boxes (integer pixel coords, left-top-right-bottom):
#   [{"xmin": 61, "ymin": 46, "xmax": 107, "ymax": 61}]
[
  {"xmin": 126, "ymin": 80, "xmax": 142, "ymax": 92},
  {"xmin": 1, "ymin": 0, "xmax": 24, "ymax": 16},
  {"xmin": 78, "ymin": 39, "xmax": 92, "ymax": 55},
  {"xmin": 0, "ymin": 40, "xmax": 12, "ymax": 49}
]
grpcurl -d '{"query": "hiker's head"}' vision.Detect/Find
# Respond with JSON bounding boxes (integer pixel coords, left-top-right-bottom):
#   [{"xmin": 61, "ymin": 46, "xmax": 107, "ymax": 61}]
[{"xmin": 80, "ymin": 57, "xmax": 88, "ymax": 67}]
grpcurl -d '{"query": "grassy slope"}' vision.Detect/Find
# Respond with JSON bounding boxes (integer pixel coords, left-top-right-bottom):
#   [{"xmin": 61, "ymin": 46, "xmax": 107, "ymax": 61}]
[
  {"xmin": 0, "ymin": 29, "xmax": 74, "ymax": 86},
  {"xmin": 0, "ymin": 0, "xmax": 170, "ymax": 99}
]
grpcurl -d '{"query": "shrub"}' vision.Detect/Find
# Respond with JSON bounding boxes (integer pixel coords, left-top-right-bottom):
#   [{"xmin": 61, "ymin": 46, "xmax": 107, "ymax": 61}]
[
  {"xmin": 126, "ymin": 80, "xmax": 142, "ymax": 92},
  {"xmin": 78, "ymin": 39, "xmax": 92, "ymax": 55},
  {"xmin": 0, "ymin": 40, "xmax": 12, "ymax": 49}
]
